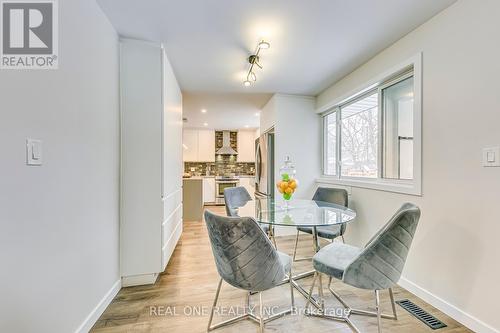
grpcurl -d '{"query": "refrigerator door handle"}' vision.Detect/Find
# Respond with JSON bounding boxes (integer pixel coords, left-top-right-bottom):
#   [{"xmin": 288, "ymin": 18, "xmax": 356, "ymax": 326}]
[{"xmin": 255, "ymin": 141, "xmax": 261, "ymax": 185}]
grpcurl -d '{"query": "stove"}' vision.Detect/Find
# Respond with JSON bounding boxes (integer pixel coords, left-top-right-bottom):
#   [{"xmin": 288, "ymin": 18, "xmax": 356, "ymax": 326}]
[{"xmin": 215, "ymin": 176, "xmax": 240, "ymax": 204}]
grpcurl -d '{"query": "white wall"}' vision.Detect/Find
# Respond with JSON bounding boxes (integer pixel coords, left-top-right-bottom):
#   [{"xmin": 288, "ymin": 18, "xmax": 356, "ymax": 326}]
[
  {"xmin": 0, "ymin": 0, "xmax": 120, "ymax": 332},
  {"xmin": 317, "ymin": 1, "xmax": 500, "ymax": 332},
  {"xmin": 260, "ymin": 95, "xmax": 277, "ymax": 133},
  {"xmin": 274, "ymin": 95, "xmax": 320, "ymax": 200}
]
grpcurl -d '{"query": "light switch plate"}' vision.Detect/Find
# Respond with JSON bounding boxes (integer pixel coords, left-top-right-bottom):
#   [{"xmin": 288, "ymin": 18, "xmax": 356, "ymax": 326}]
[
  {"xmin": 26, "ymin": 138, "xmax": 42, "ymax": 166},
  {"xmin": 482, "ymin": 147, "xmax": 500, "ymax": 167}
]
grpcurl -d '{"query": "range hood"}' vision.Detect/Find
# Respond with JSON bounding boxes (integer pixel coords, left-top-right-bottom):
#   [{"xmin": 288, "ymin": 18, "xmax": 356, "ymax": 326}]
[{"xmin": 216, "ymin": 131, "xmax": 238, "ymax": 155}]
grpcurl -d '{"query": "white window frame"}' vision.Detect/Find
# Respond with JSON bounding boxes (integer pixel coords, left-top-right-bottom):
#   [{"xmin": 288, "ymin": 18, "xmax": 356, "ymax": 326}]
[{"xmin": 317, "ymin": 53, "xmax": 422, "ymax": 196}]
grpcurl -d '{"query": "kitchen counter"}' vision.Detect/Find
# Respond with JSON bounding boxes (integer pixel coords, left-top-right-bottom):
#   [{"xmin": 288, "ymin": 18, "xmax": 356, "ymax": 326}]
[{"xmin": 182, "ymin": 178, "xmax": 203, "ymax": 221}]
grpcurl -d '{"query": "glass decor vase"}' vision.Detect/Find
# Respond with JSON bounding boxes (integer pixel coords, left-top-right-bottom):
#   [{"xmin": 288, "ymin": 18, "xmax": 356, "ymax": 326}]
[{"xmin": 276, "ymin": 156, "xmax": 298, "ymax": 209}]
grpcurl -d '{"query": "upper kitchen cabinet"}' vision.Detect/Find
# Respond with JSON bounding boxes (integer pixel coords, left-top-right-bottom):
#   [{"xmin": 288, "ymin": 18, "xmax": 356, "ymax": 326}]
[
  {"xmin": 183, "ymin": 129, "xmax": 215, "ymax": 162},
  {"xmin": 198, "ymin": 129, "xmax": 216, "ymax": 161},
  {"xmin": 237, "ymin": 130, "xmax": 256, "ymax": 162},
  {"xmin": 182, "ymin": 129, "xmax": 198, "ymax": 162}
]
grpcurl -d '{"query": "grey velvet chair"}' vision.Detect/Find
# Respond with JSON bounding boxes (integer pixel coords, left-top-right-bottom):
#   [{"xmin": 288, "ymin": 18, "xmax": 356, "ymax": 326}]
[
  {"xmin": 305, "ymin": 203, "xmax": 421, "ymax": 333},
  {"xmin": 292, "ymin": 187, "xmax": 348, "ymax": 261},
  {"xmin": 204, "ymin": 210, "xmax": 294, "ymax": 333},
  {"xmin": 224, "ymin": 187, "xmax": 276, "ymax": 248}
]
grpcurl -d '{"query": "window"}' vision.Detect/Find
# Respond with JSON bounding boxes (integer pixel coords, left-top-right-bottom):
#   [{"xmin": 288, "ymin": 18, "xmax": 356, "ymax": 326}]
[
  {"xmin": 321, "ymin": 54, "xmax": 421, "ymax": 195},
  {"xmin": 382, "ymin": 75, "xmax": 414, "ymax": 180},
  {"xmin": 324, "ymin": 111, "xmax": 337, "ymax": 175},
  {"xmin": 340, "ymin": 92, "xmax": 378, "ymax": 178}
]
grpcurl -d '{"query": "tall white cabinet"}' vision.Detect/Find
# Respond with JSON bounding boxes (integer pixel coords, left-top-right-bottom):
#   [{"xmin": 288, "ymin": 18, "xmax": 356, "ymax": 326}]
[{"xmin": 120, "ymin": 39, "xmax": 183, "ymax": 286}]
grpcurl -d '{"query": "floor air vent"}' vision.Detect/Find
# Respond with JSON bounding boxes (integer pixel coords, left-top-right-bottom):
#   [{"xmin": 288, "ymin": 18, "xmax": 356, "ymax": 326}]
[{"xmin": 396, "ymin": 299, "xmax": 447, "ymax": 330}]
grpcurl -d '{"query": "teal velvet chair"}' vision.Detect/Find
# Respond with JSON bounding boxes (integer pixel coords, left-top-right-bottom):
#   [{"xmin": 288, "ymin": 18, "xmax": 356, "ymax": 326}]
[
  {"xmin": 204, "ymin": 210, "xmax": 294, "ymax": 333},
  {"xmin": 306, "ymin": 203, "xmax": 421, "ymax": 333},
  {"xmin": 224, "ymin": 186, "xmax": 276, "ymax": 248},
  {"xmin": 293, "ymin": 187, "xmax": 348, "ymax": 261}
]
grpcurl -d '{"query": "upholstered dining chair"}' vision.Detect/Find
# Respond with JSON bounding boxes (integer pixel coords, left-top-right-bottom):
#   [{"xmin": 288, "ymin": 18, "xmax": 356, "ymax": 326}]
[
  {"xmin": 204, "ymin": 210, "xmax": 294, "ymax": 333},
  {"xmin": 305, "ymin": 203, "xmax": 421, "ymax": 333},
  {"xmin": 224, "ymin": 186, "xmax": 276, "ymax": 248},
  {"xmin": 292, "ymin": 187, "xmax": 348, "ymax": 261}
]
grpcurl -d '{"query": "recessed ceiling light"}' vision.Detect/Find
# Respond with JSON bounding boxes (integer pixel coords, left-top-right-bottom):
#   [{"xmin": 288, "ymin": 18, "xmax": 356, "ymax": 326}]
[
  {"xmin": 203, "ymin": 123, "xmax": 208, "ymax": 127},
  {"xmin": 244, "ymin": 125, "xmax": 249, "ymax": 128},
  {"xmin": 201, "ymin": 109, "xmax": 207, "ymax": 113}
]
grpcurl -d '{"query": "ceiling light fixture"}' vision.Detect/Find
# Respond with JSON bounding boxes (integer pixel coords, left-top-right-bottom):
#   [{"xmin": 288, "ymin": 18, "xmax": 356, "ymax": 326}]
[
  {"xmin": 258, "ymin": 41, "xmax": 270, "ymax": 49},
  {"xmin": 243, "ymin": 40, "xmax": 270, "ymax": 87},
  {"xmin": 201, "ymin": 109, "xmax": 207, "ymax": 113},
  {"xmin": 249, "ymin": 71, "xmax": 257, "ymax": 82},
  {"xmin": 203, "ymin": 123, "xmax": 208, "ymax": 127}
]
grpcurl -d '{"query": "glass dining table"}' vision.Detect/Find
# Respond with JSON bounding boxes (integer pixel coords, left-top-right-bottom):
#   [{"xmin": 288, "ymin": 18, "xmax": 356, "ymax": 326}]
[{"xmin": 238, "ymin": 198, "xmax": 357, "ymax": 308}]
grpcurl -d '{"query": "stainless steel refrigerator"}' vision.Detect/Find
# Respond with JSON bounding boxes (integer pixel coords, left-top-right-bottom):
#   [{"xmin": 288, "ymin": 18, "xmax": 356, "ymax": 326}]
[{"xmin": 254, "ymin": 131, "xmax": 274, "ymax": 199}]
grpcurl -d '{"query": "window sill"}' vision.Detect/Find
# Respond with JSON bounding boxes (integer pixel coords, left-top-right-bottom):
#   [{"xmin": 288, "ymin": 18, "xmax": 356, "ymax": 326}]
[{"xmin": 316, "ymin": 176, "xmax": 422, "ymax": 196}]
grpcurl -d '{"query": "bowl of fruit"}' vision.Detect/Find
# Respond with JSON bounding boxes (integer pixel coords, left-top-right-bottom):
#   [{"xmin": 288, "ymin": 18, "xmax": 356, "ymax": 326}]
[
  {"xmin": 277, "ymin": 176, "xmax": 298, "ymax": 201},
  {"xmin": 277, "ymin": 156, "xmax": 298, "ymax": 208}
]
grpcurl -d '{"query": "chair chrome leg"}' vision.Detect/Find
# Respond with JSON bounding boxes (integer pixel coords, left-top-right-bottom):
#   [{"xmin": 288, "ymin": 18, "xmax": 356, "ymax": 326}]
[
  {"xmin": 305, "ymin": 272, "xmax": 318, "ymax": 312},
  {"xmin": 375, "ymin": 290, "xmax": 382, "ymax": 333},
  {"xmin": 317, "ymin": 273, "xmax": 325, "ymax": 312},
  {"xmin": 207, "ymin": 278, "xmax": 223, "ymax": 331},
  {"xmin": 292, "ymin": 230, "xmax": 299, "ymax": 261},
  {"xmin": 269, "ymin": 226, "xmax": 278, "ymax": 250},
  {"xmin": 208, "ymin": 279, "xmax": 292, "ymax": 332},
  {"xmin": 341, "ymin": 235, "xmax": 345, "ymax": 243},
  {"xmin": 259, "ymin": 292, "xmax": 264, "ymax": 333},
  {"xmin": 292, "ymin": 230, "xmax": 314, "ymax": 261},
  {"xmin": 389, "ymin": 288, "xmax": 398, "ymax": 320},
  {"xmin": 246, "ymin": 291, "xmax": 251, "ymax": 311},
  {"xmin": 289, "ymin": 269, "xmax": 295, "ymax": 309}
]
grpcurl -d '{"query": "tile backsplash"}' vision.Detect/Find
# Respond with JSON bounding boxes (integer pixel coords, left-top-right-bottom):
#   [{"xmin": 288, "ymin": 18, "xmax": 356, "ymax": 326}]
[
  {"xmin": 184, "ymin": 130, "xmax": 256, "ymax": 176},
  {"xmin": 185, "ymin": 156, "xmax": 255, "ymax": 176}
]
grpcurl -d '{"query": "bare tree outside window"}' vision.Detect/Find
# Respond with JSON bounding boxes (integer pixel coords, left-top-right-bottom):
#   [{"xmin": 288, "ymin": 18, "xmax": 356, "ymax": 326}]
[
  {"xmin": 324, "ymin": 112, "xmax": 337, "ymax": 175},
  {"xmin": 340, "ymin": 93, "xmax": 378, "ymax": 178}
]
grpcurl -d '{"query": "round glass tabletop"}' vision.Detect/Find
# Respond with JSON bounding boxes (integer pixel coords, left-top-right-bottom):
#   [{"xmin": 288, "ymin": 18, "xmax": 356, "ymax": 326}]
[{"xmin": 237, "ymin": 198, "xmax": 356, "ymax": 227}]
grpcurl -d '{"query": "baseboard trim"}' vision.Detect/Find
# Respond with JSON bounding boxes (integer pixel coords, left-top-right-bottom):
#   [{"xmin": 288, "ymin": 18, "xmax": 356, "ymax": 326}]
[
  {"xmin": 399, "ymin": 277, "xmax": 499, "ymax": 333},
  {"xmin": 121, "ymin": 273, "xmax": 159, "ymax": 287},
  {"xmin": 75, "ymin": 279, "xmax": 121, "ymax": 333}
]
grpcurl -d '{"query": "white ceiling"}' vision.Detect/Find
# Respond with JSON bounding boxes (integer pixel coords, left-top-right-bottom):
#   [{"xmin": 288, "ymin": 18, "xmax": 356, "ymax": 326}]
[
  {"xmin": 98, "ymin": 0, "xmax": 455, "ymax": 95},
  {"xmin": 182, "ymin": 93, "xmax": 271, "ymax": 130}
]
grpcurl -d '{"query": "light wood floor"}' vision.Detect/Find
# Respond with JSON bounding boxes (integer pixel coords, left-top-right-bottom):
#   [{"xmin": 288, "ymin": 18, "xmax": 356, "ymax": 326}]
[{"xmin": 91, "ymin": 206, "xmax": 471, "ymax": 333}]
